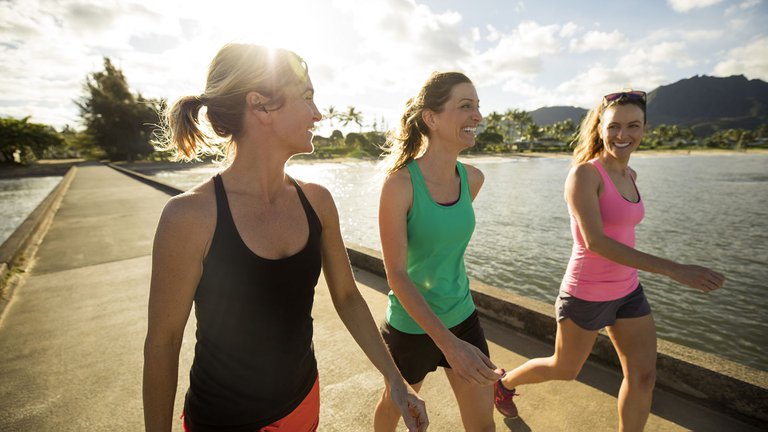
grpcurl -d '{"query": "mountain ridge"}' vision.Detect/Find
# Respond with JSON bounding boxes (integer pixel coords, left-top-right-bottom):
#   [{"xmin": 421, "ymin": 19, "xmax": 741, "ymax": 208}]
[{"xmin": 528, "ymin": 75, "xmax": 768, "ymax": 135}]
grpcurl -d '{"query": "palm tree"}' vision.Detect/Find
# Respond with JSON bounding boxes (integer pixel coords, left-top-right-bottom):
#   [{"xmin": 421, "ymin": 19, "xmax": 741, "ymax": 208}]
[
  {"xmin": 482, "ymin": 111, "xmax": 505, "ymax": 135},
  {"xmin": 503, "ymin": 109, "xmax": 533, "ymax": 142},
  {"xmin": 340, "ymin": 106, "xmax": 364, "ymax": 132},
  {"xmin": 323, "ymin": 105, "xmax": 339, "ymax": 128}
]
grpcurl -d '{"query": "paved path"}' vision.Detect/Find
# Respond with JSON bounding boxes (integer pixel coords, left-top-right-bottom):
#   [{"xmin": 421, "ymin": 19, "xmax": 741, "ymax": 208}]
[{"xmin": 0, "ymin": 164, "xmax": 760, "ymax": 431}]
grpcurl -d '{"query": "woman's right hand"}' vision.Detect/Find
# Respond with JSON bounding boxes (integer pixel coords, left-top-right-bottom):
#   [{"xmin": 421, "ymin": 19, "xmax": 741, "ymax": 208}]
[
  {"xmin": 442, "ymin": 337, "xmax": 501, "ymax": 385},
  {"xmin": 669, "ymin": 263, "xmax": 726, "ymax": 293},
  {"xmin": 388, "ymin": 378, "xmax": 429, "ymax": 432}
]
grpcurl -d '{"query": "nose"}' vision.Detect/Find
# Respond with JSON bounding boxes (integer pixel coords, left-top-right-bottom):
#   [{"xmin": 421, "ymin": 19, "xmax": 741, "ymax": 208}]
[
  {"xmin": 474, "ymin": 107, "xmax": 483, "ymax": 122},
  {"xmin": 311, "ymin": 103, "xmax": 322, "ymax": 122}
]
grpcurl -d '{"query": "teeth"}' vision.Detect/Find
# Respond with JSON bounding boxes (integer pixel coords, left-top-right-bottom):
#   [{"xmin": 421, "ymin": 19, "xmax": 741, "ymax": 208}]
[
  {"xmin": 614, "ymin": 142, "xmax": 630, "ymax": 148},
  {"xmin": 462, "ymin": 127, "xmax": 476, "ymax": 134}
]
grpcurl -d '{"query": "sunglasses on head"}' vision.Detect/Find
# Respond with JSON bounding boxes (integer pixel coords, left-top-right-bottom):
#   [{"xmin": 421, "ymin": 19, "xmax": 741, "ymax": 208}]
[{"xmin": 603, "ymin": 90, "xmax": 646, "ymax": 104}]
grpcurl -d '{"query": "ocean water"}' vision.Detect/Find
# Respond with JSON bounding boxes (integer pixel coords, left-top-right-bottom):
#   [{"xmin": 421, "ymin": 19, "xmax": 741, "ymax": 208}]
[
  {"xmin": 0, "ymin": 176, "xmax": 61, "ymax": 246},
  {"xmin": 6, "ymin": 154, "xmax": 766, "ymax": 371}
]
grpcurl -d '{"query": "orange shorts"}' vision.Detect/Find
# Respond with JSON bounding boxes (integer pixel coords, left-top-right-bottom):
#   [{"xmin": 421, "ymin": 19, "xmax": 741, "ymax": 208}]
[{"xmin": 183, "ymin": 376, "xmax": 320, "ymax": 432}]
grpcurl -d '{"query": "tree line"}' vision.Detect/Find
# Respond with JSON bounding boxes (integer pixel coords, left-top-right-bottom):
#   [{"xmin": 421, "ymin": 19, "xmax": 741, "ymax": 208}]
[{"xmin": 2, "ymin": 59, "xmax": 767, "ymax": 164}]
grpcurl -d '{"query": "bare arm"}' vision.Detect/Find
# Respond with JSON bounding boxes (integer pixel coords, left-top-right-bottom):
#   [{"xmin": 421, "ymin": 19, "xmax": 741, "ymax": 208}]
[
  {"xmin": 379, "ymin": 171, "xmax": 498, "ymax": 385},
  {"xmin": 306, "ymin": 183, "xmax": 428, "ymax": 431},
  {"xmin": 464, "ymin": 163, "xmax": 485, "ymax": 201},
  {"xmin": 143, "ymin": 190, "xmax": 213, "ymax": 431},
  {"xmin": 566, "ymin": 164, "xmax": 725, "ymax": 293}
]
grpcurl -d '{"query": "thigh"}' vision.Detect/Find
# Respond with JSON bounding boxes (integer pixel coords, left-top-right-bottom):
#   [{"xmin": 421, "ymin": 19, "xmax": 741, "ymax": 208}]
[
  {"xmin": 439, "ymin": 311, "xmax": 489, "ymax": 368},
  {"xmin": 444, "ymin": 367, "xmax": 494, "ymax": 428},
  {"xmin": 553, "ymin": 318, "xmax": 600, "ymax": 370},
  {"xmin": 606, "ymin": 314, "xmax": 657, "ymax": 375}
]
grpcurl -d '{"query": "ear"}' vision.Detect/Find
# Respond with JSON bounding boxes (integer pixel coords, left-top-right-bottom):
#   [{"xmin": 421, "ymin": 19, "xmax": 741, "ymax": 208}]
[
  {"xmin": 596, "ymin": 121, "xmax": 605, "ymax": 142},
  {"xmin": 422, "ymin": 109, "xmax": 438, "ymax": 131},
  {"xmin": 246, "ymin": 91, "xmax": 270, "ymax": 114}
]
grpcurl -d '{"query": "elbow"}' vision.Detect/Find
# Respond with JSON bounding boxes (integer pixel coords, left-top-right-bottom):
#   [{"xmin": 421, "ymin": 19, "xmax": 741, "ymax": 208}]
[
  {"xmin": 330, "ymin": 286, "xmax": 365, "ymax": 314},
  {"xmin": 583, "ymin": 235, "xmax": 606, "ymax": 254},
  {"xmin": 143, "ymin": 330, "xmax": 182, "ymax": 361},
  {"xmin": 384, "ymin": 269, "xmax": 410, "ymax": 290}
]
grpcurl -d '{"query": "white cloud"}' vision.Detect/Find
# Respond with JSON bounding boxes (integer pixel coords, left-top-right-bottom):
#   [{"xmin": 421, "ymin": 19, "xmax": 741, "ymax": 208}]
[
  {"xmin": 649, "ymin": 42, "xmax": 693, "ymax": 66},
  {"xmin": 559, "ymin": 22, "xmax": 579, "ymax": 38},
  {"xmin": 1, "ymin": 0, "xmax": 765, "ymax": 130},
  {"xmin": 471, "ymin": 27, "xmax": 481, "ymax": 42},
  {"xmin": 555, "ymin": 63, "xmax": 667, "ymax": 110},
  {"xmin": 556, "ymin": 65, "xmax": 633, "ymax": 108},
  {"xmin": 713, "ymin": 36, "xmax": 768, "ymax": 80},
  {"xmin": 614, "ymin": 42, "xmax": 694, "ymax": 77},
  {"xmin": 668, "ymin": 0, "xmax": 723, "ymax": 13},
  {"xmin": 680, "ymin": 29, "xmax": 724, "ymax": 40},
  {"xmin": 486, "ymin": 24, "xmax": 501, "ymax": 42},
  {"xmin": 727, "ymin": 0, "xmax": 762, "ymax": 14},
  {"xmin": 468, "ymin": 21, "xmax": 562, "ymax": 86},
  {"xmin": 569, "ymin": 30, "xmax": 627, "ymax": 53}
]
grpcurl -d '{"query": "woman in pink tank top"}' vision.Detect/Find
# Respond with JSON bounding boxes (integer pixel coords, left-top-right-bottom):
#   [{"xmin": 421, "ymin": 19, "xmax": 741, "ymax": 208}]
[{"xmin": 493, "ymin": 90, "xmax": 726, "ymax": 430}]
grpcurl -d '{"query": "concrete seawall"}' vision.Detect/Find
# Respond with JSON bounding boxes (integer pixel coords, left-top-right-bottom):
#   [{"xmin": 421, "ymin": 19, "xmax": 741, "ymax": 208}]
[
  {"xmin": 347, "ymin": 245, "xmax": 768, "ymax": 426},
  {"xmin": 0, "ymin": 166, "xmax": 77, "ymax": 315},
  {"xmin": 2, "ymin": 162, "xmax": 765, "ymax": 429}
]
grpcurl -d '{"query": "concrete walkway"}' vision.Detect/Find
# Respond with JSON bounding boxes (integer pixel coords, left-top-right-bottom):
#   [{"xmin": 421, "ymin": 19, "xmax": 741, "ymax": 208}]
[{"xmin": 0, "ymin": 164, "xmax": 760, "ymax": 431}]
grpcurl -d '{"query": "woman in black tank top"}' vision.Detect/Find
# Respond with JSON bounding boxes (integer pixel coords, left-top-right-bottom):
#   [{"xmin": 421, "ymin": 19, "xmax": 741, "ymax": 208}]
[{"xmin": 143, "ymin": 44, "xmax": 427, "ymax": 432}]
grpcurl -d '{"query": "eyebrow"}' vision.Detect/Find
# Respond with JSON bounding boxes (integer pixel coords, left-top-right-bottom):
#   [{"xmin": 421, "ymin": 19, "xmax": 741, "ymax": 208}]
[
  {"xmin": 459, "ymin": 98, "xmax": 478, "ymax": 103},
  {"xmin": 608, "ymin": 120, "xmax": 643, "ymax": 125}
]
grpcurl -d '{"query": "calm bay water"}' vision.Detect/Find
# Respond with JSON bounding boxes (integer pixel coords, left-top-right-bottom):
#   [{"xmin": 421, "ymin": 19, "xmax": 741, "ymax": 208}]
[
  {"xmin": 145, "ymin": 153, "xmax": 768, "ymax": 372},
  {"xmin": 4, "ymin": 154, "xmax": 765, "ymax": 371},
  {"xmin": 0, "ymin": 176, "xmax": 61, "ymax": 246}
]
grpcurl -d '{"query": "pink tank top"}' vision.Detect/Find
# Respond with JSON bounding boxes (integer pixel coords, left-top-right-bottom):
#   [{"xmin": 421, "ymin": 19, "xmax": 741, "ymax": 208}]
[{"xmin": 560, "ymin": 159, "xmax": 645, "ymax": 301}]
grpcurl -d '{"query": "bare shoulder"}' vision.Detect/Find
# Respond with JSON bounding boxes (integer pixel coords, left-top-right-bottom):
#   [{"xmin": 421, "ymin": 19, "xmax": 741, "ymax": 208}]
[
  {"xmin": 462, "ymin": 162, "xmax": 484, "ymax": 179},
  {"xmin": 383, "ymin": 167, "xmax": 412, "ymax": 192},
  {"xmin": 566, "ymin": 162, "xmax": 602, "ymax": 200},
  {"xmin": 628, "ymin": 166, "xmax": 638, "ymax": 180},
  {"xmin": 293, "ymin": 179, "xmax": 337, "ymax": 224},
  {"xmin": 461, "ymin": 163, "xmax": 485, "ymax": 196},
  {"xmin": 157, "ymin": 179, "xmax": 217, "ymax": 237},
  {"xmin": 381, "ymin": 167, "xmax": 414, "ymax": 202},
  {"xmin": 568, "ymin": 162, "xmax": 600, "ymax": 182}
]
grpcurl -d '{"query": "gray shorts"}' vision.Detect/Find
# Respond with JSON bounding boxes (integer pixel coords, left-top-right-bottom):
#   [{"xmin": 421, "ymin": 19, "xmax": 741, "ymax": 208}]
[{"xmin": 555, "ymin": 284, "xmax": 651, "ymax": 331}]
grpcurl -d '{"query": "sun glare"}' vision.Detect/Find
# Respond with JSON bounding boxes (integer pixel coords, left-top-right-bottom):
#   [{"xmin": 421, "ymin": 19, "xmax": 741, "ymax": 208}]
[{"xmin": 223, "ymin": 1, "xmax": 323, "ymax": 60}]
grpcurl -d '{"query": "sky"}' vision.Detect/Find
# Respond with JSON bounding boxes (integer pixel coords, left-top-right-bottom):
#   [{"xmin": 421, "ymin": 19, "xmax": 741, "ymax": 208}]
[{"xmin": 1, "ymin": 0, "xmax": 767, "ymax": 134}]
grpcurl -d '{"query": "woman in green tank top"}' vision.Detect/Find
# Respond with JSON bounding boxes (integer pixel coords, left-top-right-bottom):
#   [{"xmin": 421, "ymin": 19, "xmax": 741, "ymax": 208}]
[{"xmin": 373, "ymin": 72, "xmax": 503, "ymax": 432}]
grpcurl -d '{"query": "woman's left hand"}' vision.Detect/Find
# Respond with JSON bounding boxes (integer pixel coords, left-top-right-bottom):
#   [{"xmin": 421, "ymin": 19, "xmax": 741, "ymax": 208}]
[
  {"xmin": 388, "ymin": 378, "xmax": 429, "ymax": 431},
  {"xmin": 670, "ymin": 263, "xmax": 726, "ymax": 293}
]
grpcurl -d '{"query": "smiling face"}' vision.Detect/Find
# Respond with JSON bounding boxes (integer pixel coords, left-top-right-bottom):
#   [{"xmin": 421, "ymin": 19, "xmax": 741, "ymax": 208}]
[
  {"xmin": 427, "ymin": 82, "xmax": 482, "ymax": 150},
  {"xmin": 271, "ymin": 76, "xmax": 322, "ymax": 155},
  {"xmin": 598, "ymin": 103, "xmax": 645, "ymax": 161}
]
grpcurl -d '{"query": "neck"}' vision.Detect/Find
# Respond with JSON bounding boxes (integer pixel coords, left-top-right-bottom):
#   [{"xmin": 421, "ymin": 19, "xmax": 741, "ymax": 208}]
[
  {"xmin": 598, "ymin": 152, "xmax": 630, "ymax": 175},
  {"xmin": 222, "ymin": 138, "xmax": 291, "ymax": 199},
  {"xmin": 418, "ymin": 140, "xmax": 459, "ymax": 181}
]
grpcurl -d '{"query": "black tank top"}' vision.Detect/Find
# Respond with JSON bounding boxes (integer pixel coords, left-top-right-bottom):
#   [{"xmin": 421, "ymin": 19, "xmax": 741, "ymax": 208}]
[{"xmin": 184, "ymin": 174, "xmax": 322, "ymax": 431}]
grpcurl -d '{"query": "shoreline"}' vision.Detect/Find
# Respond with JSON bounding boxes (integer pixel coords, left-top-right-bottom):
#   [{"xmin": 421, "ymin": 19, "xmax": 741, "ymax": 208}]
[
  {"xmin": 0, "ymin": 159, "xmax": 83, "ymax": 179},
  {"xmin": 1, "ymin": 148, "xmax": 765, "ymax": 178}
]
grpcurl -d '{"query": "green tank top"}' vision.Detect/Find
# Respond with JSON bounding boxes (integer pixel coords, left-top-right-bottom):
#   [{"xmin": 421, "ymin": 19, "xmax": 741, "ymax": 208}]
[{"xmin": 386, "ymin": 160, "xmax": 477, "ymax": 334}]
